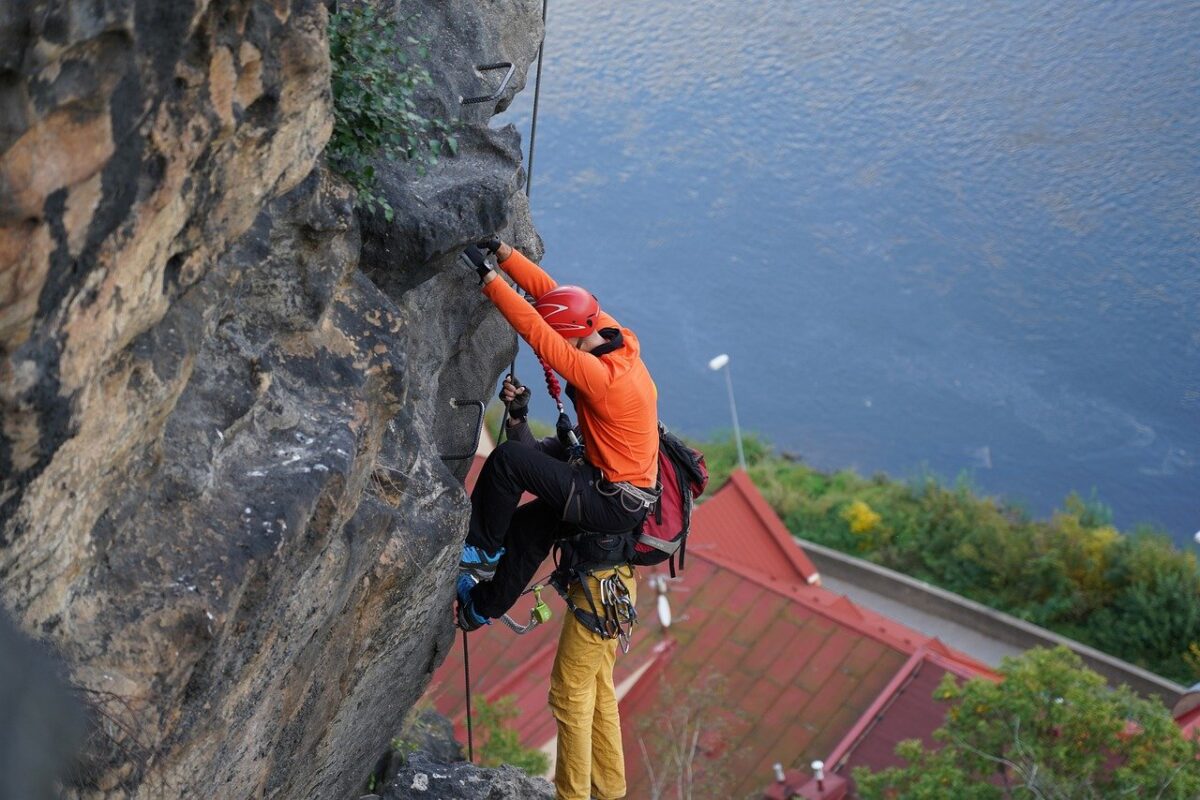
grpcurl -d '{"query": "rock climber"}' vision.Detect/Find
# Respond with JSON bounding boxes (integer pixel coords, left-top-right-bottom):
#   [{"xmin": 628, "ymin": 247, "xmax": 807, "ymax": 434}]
[{"xmin": 456, "ymin": 237, "xmax": 659, "ymax": 800}]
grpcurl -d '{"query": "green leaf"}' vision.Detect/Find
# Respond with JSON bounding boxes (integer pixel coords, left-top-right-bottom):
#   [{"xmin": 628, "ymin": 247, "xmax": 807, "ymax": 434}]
[{"xmin": 326, "ymin": 3, "xmax": 448, "ymax": 214}]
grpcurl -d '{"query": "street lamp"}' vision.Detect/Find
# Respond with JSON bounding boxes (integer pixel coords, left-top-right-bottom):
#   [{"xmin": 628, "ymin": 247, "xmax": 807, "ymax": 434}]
[{"xmin": 708, "ymin": 353, "xmax": 747, "ymax": 472}]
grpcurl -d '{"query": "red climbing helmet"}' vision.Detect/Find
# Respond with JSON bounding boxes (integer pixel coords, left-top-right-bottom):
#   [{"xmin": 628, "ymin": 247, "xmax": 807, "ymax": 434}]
[{"xmin": 534, "ymin": 285, "xmax": 600, "ymax": 338}]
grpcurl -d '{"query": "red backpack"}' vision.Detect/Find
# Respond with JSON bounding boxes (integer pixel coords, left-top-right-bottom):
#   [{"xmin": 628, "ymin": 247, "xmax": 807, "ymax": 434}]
[
  {"xmin": 552, "ymin": 425, "xmax": 709, "ymax": 578},
  {"xmin": 629, "ymin": 425, "xmax": 709, "ymax": 576}
]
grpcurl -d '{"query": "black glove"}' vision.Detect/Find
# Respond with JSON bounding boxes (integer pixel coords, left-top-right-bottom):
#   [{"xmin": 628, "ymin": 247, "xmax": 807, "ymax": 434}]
[
  {"xmin": 556, "ymin": 411, "xmax": 579, "ymax": 448},
  {"xmin": 476, "ymin": 235, "xmax": 503, "ymax": 258},
  {"xmin": 500, "ymin": 376, "xmax": 530, "ymax": 422},
  {"xmin": 459, "ymin": 245, "xmax": 493, "ymax": 281}
]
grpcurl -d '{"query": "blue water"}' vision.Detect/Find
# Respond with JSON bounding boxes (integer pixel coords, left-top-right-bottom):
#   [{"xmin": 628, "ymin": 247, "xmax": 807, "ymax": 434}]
[{"xmin": 492, "ymin": 0, "xmax": 1200, "ymax": 542}]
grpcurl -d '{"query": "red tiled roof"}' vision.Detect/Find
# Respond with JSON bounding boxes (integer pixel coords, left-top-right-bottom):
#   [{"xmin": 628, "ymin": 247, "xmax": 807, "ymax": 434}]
[
  {"xmin": 823, "ymin": 646, "xmax": 991, "ymax": 779},
  {"xmin": 612, "ymin": 554, "xmax": 913, "ymax": 798},
  {"xmin": 1173, "ymin": 690, "xmax": 1200, "ymax": 740}
]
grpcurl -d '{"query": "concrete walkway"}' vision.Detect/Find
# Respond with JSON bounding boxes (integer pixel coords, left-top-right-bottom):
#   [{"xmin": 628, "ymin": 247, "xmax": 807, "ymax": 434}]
[
  {"xmin": 819, "ymin": 574, "xmax": 1024, "ymax": 667},
  {"xmin": 801, "ymin": 537, "xmax": 1184, "ymax": 704}
]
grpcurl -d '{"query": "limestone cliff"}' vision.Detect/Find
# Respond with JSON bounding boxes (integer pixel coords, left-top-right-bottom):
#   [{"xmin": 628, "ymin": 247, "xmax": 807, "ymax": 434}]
[{"xmin": 0, "ymin": 0, "xmax": 543, "ymax": 796}]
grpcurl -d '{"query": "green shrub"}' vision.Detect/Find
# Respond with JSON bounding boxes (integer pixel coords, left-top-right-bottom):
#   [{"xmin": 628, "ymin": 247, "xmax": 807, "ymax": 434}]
[
  {"xmin": 475, "ymin": 696, "xmax": 550, "ymax": 776},
  {"xmin": 1088, "ymin": 531, "xmax": 1200, "ymax": 680},
  {"xmin": 327, "ymin": 3, "xmax": 457, "ymax": 220}
]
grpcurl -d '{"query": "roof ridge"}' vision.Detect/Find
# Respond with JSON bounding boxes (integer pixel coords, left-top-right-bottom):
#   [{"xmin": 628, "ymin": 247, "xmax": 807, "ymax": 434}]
[{"xmin": 724, "ymin": 471, "xmax": 820, "ymax": 583}]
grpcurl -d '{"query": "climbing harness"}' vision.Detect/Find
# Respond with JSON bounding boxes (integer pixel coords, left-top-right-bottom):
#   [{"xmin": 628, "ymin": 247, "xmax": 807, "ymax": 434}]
[
  {"xmin": 550, "ymin": 563, "xmax": 638, "ymax": 654},
  {"xmin": 596, "ymin": 479, "xmax": 659, "ymax": 514}
]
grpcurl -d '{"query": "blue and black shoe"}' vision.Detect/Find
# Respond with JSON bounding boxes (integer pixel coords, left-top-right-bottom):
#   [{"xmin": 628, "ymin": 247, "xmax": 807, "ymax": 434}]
[
  {"xmin": 458, "ymin": 544, "xmax": 505, "ymax": 582},
  {"xmin": 455, "ymin": 573, "xmax": 490, "ymax": 632}
]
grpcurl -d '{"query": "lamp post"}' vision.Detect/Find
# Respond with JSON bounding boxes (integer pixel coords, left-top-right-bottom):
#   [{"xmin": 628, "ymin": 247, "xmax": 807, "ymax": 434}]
[{"xmin": 708, "ymin": 353, "xmax": 747, "ymax": 472}]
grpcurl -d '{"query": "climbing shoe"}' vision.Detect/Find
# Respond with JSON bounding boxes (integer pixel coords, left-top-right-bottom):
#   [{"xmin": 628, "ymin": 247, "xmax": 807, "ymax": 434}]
[
  {"xmin": 455, "ymin": 573, "xmax": 490, "ymax": 632},
  {"xmin": 458, "ymin": 544, "xmax": 504, "ymax": 582}
]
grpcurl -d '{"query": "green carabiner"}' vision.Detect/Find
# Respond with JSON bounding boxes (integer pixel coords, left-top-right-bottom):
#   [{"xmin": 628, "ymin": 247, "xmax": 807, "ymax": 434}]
[{"xmin": 532, "ymin": 585, "xmax": 552, "ymax": 624}]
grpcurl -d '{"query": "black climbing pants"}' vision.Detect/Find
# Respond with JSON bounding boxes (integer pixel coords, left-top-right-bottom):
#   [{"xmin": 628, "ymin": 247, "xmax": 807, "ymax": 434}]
[{"xmin": 467, "ymin": 440, "xmax": 646, "ymax": 619}]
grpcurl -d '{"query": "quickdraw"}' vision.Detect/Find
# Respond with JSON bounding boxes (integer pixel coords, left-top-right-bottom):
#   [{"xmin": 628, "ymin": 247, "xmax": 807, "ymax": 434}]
[{"xmin": 551, "ymin": 564, "xmax": 638, "ymax": 654}]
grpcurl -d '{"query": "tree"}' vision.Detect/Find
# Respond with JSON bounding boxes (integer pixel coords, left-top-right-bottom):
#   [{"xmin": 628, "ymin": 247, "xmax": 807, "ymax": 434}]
[
  {"xmin": 635, "ymin": 671, "xmax": 740, "ymax": 800},
  {"xmin": 854, "ymin": 647, "xmax": 1200, "ymax": 799}
]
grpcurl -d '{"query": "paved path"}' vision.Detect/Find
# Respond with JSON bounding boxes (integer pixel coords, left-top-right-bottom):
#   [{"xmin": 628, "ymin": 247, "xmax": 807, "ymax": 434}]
[{"xmin": 819, "ymin": 574, "xmax": 1024, "ymax": 667}]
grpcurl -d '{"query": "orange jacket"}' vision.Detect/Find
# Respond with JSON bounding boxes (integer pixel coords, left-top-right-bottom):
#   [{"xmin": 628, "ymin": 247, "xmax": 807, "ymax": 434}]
[{"xmin": 482, "ymin": 248, "xmax": 659, "ymax": 488}]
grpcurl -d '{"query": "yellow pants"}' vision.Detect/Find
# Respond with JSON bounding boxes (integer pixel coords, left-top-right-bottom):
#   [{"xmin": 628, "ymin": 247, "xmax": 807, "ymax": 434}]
[{"xmin": 548, "ymin": 567, "xmax": 637, "ymax": 800}]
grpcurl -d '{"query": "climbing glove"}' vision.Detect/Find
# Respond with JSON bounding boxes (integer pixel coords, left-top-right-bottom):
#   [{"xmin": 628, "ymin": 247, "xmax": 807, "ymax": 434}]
[
  {"xmin": 459, "ymin": 244, "xmax": 493, "ymax": 281},
  {"xmin": 556, "ymin": 411, "xmax": 579, "ymax": 449},
  {"xmin": 476, "ymin": 235, "xmax": 503, "ymax": 258},
  {"xmin": 500, "ymin": 375, "xmax": 530, "ymax": 422}
]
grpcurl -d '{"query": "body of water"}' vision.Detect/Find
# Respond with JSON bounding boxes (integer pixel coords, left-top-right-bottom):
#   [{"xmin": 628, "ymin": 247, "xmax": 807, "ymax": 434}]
[{"xmin": 493, "ymin": 0, "xmax": 1199, "ymax": 542}]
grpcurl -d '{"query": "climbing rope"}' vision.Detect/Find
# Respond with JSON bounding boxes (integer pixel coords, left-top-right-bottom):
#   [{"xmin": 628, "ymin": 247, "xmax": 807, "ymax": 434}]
[
  {"xmin": 495, "ymin": 0, "xmax": 550, "ymax": 446},
  {"xmin": 525, "ymin": 0, "xmax": 550, "ymax": 199},
  {"xmin": 466, "ymin": 5, "xmax": 552, "ymax": 760},
  {"xmin": 463, "ymin": 629, "xmax": 474, "ymax": 762}
]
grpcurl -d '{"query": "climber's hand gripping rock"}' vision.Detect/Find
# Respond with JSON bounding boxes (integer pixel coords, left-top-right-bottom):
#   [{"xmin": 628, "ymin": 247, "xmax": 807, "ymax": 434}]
[
  {"xmin": 459, "ymin": 244, "xmax": 495, "ymax": 283},
  {"xmin": 476, "ymin": 235, "xmax": 512, "ymax": 263}
]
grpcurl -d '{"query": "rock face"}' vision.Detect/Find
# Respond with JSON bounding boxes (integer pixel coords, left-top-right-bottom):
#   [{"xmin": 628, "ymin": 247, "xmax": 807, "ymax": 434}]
[{"xmin": 0, "ymin": 0, "xmax": 544, "ymax": 796}]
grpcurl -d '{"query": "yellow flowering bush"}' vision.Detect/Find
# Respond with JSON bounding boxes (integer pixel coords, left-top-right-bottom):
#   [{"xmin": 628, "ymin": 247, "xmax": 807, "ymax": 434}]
[{"xmin": 843, "ymin": 500, "xmax": 882, "ymax": 534}]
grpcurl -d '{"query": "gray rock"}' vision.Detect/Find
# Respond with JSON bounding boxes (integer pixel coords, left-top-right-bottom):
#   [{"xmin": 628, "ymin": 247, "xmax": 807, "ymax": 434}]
[
  {"xmin": 394, "ymin": 709, "xmax": 464, "ymax": 768},
  {"xmin": 0, "ymin": 0, "xmax": 545, "ymax": 797},
  {"xmin": 382, "ymin": 752, "xmax": 554, "ymax": 800}
]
